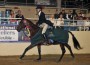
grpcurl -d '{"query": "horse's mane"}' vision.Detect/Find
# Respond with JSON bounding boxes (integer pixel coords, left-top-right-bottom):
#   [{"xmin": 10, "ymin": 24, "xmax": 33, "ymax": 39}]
[{"xmin": 25, "ymin": 19, "xmax": 39, "ymax": 29}]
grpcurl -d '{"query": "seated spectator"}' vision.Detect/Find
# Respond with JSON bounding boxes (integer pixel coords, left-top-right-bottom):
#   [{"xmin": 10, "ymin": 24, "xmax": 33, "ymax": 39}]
[
  {"xmin": 9, "ymin": 10, "xmax": 17, "ymax": 24},
  {"xmin": 77, "ymin": 13, "xmax": 83, "ymax": 20},
  {"xmin": 56, "ymin": 14, "xmax": 64, "ymax": 28},
  {"xmin": 84, "ymin": 17, "xmax": 90, "ymax": 31},
  {"xmin": 59, "ymin": 9, "xmax": 67, "ymax": 19},
  {"xmin": 16, "ymin": 10, "xmax": 24, "ymax": 20},
  {"xmin": 49, "ymin": 14, "xmax": 56, "ymax": 27},
  {"xmin": 72, "ymin": 9, "xmax": 78, "ymax": 19},
  {"xmin": 54, "ymin": 9, "xmax": 59, "ymax": 19},
  {"xmin": 79, "ymin": 10, "xmax": 85, "ymax": 17},
  {"xmin": 66, "ymin": 10, "xmax": 73, "ymax": 20},
  {"xmin": 49, "ymin": 14, "xmax": 55, "ymax": 23},
  {"xmin": 77, "ymin": 16, "xmax": 84, "ymax": 31}
]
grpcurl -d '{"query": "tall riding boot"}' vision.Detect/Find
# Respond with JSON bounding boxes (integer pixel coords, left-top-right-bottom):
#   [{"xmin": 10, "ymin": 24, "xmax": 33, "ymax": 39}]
[{"xmin": 42, "ymin": 33, "xmax": 48, "ymax": 42}]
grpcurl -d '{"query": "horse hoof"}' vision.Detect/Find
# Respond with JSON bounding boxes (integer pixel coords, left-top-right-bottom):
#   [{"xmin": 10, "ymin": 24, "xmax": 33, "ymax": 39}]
[
  {"xmin": 19, "ymin": 58, "xmax": 22, "ymax": 60},
  {"xmin": 71, "ymin": 55, "xmax": 75, "ymax": 59},
  {"xmin": 72, "ymin": 56, "xmax": 75, "ymax": 60},
  {"xmin": 33, "ymin": 58, "xmax": 41, "ymax": 62},
  {"xmin": 19, "ymin": 57, "xmax": 23, "ymax": 60},
  {"xmin": 57, "ymin": 59, "xmax": 62, "ymax": 63},
  {"xmin": 57, "ymin": 60, "xmax": 61, "ymax": 63},
  {"xmin": 73, "ymin": 56, "xmax": 75, "ymax": 59},
  {"xmin": 37, "ymin": 58, "xmax": 41, "ymax": 60},
  {"xmin": 19, "ymin": 55, "xmax": 24, "ymax": 60}
]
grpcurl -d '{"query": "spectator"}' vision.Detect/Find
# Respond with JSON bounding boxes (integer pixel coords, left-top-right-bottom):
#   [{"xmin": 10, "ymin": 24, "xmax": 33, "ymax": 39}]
[
  {"xmin": 72, "ymin": 9, "xmax": 78, "ymax": 19},
  {"xmin": 49, "ymin": 14, "xmax": 56, "ymax": 27},
  {"xmin": 77, "ymin": 16, "xmax": 84, "ymax": 31},
  {"xmin": 56, "ymin": 14, "xmax": 64, "ymax": 29},
  {"xmin": 77, "ymin": 13, "xmax": 83, "ymax": 20},
  {"xmin": 16, "ymin": 10, "xmax": 24, "ymax": 20},
  {"xmin": 9, "ymin": 10, "xmax": 17, "ymax": 24},
  {"xmin": 49, "ymin": 14, "xmax": 54, "ymax": 23},
  {"xmin": 66, "ymin": 10, "xmax": 73, "ymax": 20},
  {"xmin": 54, "ymin": 9, "xmax": 59, "ymax": 19},
  {"xmin": 59, "ymin": 9, "xmax": 67, "ymax": 19},
  {"xmin": 80, "ymin": 10, "xmax": 85, "ymax": 17},
  {"xmin": 84, "ymin": 17, "xmax": 90, "ymax": 31}
]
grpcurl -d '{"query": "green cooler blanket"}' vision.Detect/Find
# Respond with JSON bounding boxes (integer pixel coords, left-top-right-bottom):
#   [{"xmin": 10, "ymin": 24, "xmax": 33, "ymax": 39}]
[{"xmin": 31, "ymin": 28, "xmax": 69, "ymax": 45}]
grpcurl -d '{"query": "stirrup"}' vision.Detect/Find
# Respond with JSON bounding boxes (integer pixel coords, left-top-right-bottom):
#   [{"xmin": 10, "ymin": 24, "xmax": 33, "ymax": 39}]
[{"xmin": 43, "ymin": 40, "xmax": 50, "ymax": 45}]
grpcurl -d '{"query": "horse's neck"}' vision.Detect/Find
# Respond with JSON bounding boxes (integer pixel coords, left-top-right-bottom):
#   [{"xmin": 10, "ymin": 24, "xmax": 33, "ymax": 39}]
[
  {"xmin": 30, "ymin": 27, "xmax": 39, "ymax": 38},
  {"xmin": 27, "ymin": 19, "xmax": 39, "ymax": 37}
]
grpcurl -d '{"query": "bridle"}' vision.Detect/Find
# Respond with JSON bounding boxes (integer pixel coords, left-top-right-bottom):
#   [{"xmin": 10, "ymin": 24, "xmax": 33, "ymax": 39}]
[
  {"xmin": 22, "ymin": 27, "xmax": 31, "ymax": 38},
  {"xmin": 21, "ymin": 19, "xmax": 39, "ymax": 39},
  {"xmin": 22, "ymin": 20, "xmax": 32, "ymax": 38}
]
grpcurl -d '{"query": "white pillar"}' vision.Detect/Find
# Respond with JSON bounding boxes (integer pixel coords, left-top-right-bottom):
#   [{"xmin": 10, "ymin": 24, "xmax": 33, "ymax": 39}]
[{"xmin": 57, "ymin": 0, "xmax": 61, "ymax": 12}]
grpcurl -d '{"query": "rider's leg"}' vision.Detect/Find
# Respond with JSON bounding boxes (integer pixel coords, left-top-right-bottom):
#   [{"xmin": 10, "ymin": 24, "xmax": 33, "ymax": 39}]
[{"xmin": 42, "ymin": 23, "xmax": 48, "ymax": 41}]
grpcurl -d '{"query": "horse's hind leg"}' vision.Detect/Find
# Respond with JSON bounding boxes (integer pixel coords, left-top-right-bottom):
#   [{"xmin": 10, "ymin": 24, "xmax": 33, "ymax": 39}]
[
  {"xmin": 65, "ymin": 44, "xmax": 75, "ymax": 58},
  {"xmin": 20, "ymin": 44, "xmax": 35, "ymax": 60},
  {"xmin": 37, "ymin": 44, "xmax": 41, "ymax": 60},
  {"xmin": 58, "ymin": 44, "xmax": 66, "ymax": 62}
]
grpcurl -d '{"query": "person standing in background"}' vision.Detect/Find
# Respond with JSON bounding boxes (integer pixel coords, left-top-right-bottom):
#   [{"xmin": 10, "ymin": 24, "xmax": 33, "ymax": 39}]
[
  {"xmin": 16, "ymin": 10, "xmax": 24, "ymax": 24},
  {"xmin": 49, "ymin": 14, "xmax": 57, "ymax": 28},
  {"xmin": 56, "ymin": 14, "xmax": 64, "ymax": 29},
  {"xmin": 59, "ymin": 9, "xmax": 67, "ymax": 19},
  {"xmin": 84, "ymin": 17, "xmax": 90, "ymax": 31},
  {"xmin": 66, "ymin": 10, "xmax": 73, "ymax": 20},
  {"xmin": 16, "ymin": 10, "xmax": 24, "ymax": 20},
  {"xmin": 54, "ymin": 9, "xmax": 59, "ymax": 19},
  {"xmin": 72, "ymin": 9, "xmax": 78, "ymax": 19},
  {"xmin": 9, "ymin": 10, "xmax": 16, "ymax": 24}
]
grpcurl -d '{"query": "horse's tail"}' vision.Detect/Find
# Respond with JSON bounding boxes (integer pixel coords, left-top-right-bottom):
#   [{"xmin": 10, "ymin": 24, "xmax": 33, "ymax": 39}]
[{"xmin": 68, "ymin": 31, "xmax": 82, "ymax": 50}]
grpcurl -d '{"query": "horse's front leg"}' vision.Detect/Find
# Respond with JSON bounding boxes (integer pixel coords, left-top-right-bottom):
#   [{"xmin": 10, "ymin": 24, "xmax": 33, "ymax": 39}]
[
  {"xmin": 20, "ymin": 44, "xmax": 35, "ymax": 60},
  {"xmin": 37, "ymin": 44, "xmax": 41, "ymax": 60}
]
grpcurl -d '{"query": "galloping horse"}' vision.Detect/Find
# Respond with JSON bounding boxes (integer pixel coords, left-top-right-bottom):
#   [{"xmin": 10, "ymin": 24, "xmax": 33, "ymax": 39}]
[{"xmin": 17, "ymin": 19, "xmax": 82, "ymax": 62}]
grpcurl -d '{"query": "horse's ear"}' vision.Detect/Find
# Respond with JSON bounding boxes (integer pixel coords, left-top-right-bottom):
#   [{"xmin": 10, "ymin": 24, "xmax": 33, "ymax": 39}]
[
  {"xmin": 21, "ymin": 17, "xmax": 25, "ymax": 20},
  {"xmin": 21, "ymin": 17, "xmax": 25, "ymax": 23}
]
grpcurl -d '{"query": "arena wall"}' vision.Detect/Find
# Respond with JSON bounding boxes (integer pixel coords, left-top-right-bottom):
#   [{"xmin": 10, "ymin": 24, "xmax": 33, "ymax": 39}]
[
  {"xmin": 1, "ymin": 5, "xmax": 88, "ymax": 18},
  {"xmin": 0, "ymin": 31, "xmax": 90, "ymax": 56}
]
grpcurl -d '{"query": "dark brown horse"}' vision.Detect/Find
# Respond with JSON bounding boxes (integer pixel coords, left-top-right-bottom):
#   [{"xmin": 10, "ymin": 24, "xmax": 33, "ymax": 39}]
[{"xmin": 17, "ymin": 19, "xmax": 82, "ymax": 62}]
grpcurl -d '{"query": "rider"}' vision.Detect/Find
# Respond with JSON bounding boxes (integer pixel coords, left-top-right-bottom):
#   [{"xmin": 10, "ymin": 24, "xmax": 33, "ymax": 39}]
[{"xmin": 36, "ymin": 5, "xmax": 53, "ymax": 42}]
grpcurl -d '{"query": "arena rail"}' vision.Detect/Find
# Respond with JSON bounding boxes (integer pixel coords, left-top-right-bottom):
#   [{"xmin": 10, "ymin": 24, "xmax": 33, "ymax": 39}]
[{"xmin": 0, "ymin": 17, "xmax": 90, "ymax": 31}]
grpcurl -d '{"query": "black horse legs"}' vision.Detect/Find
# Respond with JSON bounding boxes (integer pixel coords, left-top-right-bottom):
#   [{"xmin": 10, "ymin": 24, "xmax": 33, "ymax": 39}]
[
  {"xmin": 20, "ymin": 44, "xmax": 35, "ymax": 60},
  {"xmin": 19, "ymin": 43, "xmax": 74, "ymax": 62},
  {"xmin": 65, "ymin": 44, "xmax": 75, "ymax": 58},
  {"xmin": 58, "ymin": 43, "xmax": 74, "ymax": 62},
  {"xmin": 37, "ymin": 45, "xmax": 41, "ymax": 60},
  {"xmin": 58, "ymin": 44, "xmax": 66, "ymax": 62}
]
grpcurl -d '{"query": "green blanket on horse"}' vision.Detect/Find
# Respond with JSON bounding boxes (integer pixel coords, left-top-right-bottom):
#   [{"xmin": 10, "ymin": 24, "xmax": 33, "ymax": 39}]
[{"xmin": 31, "ymin": 27, "xmax": 69, "ymax": 45}]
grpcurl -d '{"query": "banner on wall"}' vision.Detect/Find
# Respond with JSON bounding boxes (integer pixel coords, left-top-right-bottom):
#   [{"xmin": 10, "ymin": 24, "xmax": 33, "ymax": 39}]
[
  {"xmin": 0, "ymin": 25, "xmax": 18, "ymax": 42},
  {"xmin": 0, "ymin": 30, "xmax": 18, "ymax": 41},
  {"xmin": 0, "ymin": 25, "xmax": 30, "ymax": 42}
]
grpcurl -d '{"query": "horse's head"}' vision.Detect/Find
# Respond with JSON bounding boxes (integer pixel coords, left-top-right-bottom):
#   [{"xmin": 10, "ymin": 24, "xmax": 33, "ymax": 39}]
[
  {"xmin": 17, "ymin": 19, "xmax": 39, "ymax": 38},
  {"xmin": 16, "ymin": 19, "xmax": 26, "ymax": 32}
]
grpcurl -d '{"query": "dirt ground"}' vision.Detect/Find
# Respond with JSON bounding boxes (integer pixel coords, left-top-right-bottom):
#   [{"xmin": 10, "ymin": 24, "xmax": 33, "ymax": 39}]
[{"xmin": 0, "ymin": 54, "xmax": 90, "ymax": 65}]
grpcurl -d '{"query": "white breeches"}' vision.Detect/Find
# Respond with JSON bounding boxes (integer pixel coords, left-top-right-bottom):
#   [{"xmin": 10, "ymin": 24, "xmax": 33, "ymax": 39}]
[{"xmin": 39, "ymin": 23, "xmax": 48, "ymax": 34}]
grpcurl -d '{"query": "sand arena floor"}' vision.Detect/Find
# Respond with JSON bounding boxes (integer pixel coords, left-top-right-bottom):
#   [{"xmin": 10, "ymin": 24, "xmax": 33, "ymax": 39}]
[{"xmin": 0, "ymin": 54, "xmax": 90, "ymax": 65}]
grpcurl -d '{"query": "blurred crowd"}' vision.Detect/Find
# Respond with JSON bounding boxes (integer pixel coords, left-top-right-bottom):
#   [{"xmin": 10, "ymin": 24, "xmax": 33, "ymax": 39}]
[
  {"xmin": 51, "ymin": 9, "xmax": 90, "ymax": 21},
  {"xmin": 9, "ymin": 10, "xmax": 24, "ymax": 24},
  {"xmin": 0, "ymin": 8, "xmax": 90, "ymax": 31},
  {"xmin": 49, "ymin": 9, "xmax": 90, "ymax": 31}
]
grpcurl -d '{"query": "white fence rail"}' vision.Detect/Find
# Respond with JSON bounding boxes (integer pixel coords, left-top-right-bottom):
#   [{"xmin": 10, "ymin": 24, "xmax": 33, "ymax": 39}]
[{"xmin": 0, "ymin": 18, "xmax": 90, "ymax": 31}]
